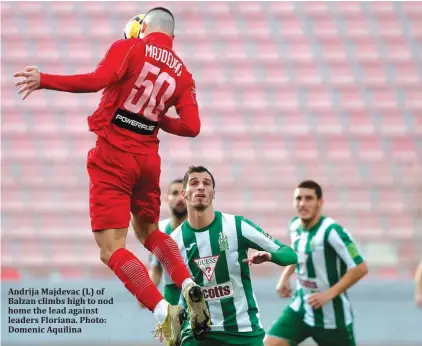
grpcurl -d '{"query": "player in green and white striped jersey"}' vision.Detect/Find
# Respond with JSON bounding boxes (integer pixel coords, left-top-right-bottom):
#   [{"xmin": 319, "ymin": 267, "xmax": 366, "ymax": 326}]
[
  {"xmin": 147, "ymin": 179, "xmax": 188, "ymax": 287},
  {"xmin": 164, "ymin": 165, "xmax": 298, "ymax": 346},
  {"xmin": 265, "ymin": 180, "xmax": 369, "ymax": 346}
]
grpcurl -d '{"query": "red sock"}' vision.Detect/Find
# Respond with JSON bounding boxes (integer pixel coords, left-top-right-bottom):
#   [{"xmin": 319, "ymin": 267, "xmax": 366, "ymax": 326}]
[
  {"xmin": 108, "ymin": 248, "xmax": 163, "ymax": 311},
  {"xmin": 144, "ymin": 230, "xmax": 191, "ymax": 288}
]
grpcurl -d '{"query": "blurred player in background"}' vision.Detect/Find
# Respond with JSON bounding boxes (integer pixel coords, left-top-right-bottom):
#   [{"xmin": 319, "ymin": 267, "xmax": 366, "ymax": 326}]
[
  {"xmin": 415, "ymin": 261, "xmax": 422, "ymax": 308},
  {"xmin": 146, "ymin": 179, "xmax": 188, "ymax": 287},
  {"xmin": 265, "ymin": 180, "xmax": 368, "ymax": 346},
  {"xmin": 13, "ymin": 7, "xmax": 210, "ymax": 345},
  {"xmin": 139, "ymin": 178, "xmax": 187, "ymax": 309},
  {"xmin": 163, "ymin": 165, "xmax": 298, "ymax": 346}
]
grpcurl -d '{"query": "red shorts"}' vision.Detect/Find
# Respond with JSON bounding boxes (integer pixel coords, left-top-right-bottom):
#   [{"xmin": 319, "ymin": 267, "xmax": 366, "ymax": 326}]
[{"xmin": 86, "ymin": 137, "xmax": 161, "ymax": 231}]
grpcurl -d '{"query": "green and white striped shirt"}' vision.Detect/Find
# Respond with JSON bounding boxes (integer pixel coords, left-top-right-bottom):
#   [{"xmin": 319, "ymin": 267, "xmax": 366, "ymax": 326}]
[
  {"xmin": 165, "ymin": 211, "xmax": 294, "ymax": 336},
  {"xmin": 289, "ymin": 215, "xmax": 364, "ymax": 329}
]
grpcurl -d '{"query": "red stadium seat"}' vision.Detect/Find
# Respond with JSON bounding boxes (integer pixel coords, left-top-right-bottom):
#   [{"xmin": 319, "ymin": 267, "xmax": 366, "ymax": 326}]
[
  {"xmin": 389, "ymin": 136, "xmax": 419, "ymax": 161},
  {"xmin": 343, "ymin": 18, "xmax": 372, "ymax": 39},
  {"xmin": 345, "ymin": 111, "xmax": 376, "ymax": 135},
  {"xmin": 277, "ymin": 111, "xmax": 311, "ymax": 135},
  {"xmin": 338, "ymin": 89, "xmax": 367, "ymax": 111},
  {"xmin": 267, "ymin": 2, "xmax": 296, "ymax": 18},
  {"xmin": 364, "ymin": 163, "xmax": 396, "ymax": 186},
  {"xmin": 352, "ymin": 216, "xmax": 384, "ymax": 240},
  {"xmin": 323, "ymin": 136, "xmax": 353, "ymax": 161},
  {"xmin": 290, "ymin": 136, "xmax": 320, "ymax": 161},
  {"xmin": 355, "ymin": 136, "xmax": 386, "ymax": 161},
  {"xmin": 313, "ymin": 111, "xmax": 344, "ymax": 135},
  {"xmin": 332, "ymin": 165, "xmax": 363, "ymax": 186}
]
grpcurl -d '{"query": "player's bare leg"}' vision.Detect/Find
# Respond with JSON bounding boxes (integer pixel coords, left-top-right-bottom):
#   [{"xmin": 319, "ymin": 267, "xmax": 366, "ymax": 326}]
[
  {"xmin": 132, "ymin": 215, "xmax": 211, "ymax": 338},
  {"xmin": 94, "ymin": 228, "xmax": 188, "ymax": 345},
  {"xmin": 264, "ymin": 335, "xmax": 290, "ymax": 346},
  {"xmin": 94, "ymin": 228, "xmax": 128, "ymax": 264}
]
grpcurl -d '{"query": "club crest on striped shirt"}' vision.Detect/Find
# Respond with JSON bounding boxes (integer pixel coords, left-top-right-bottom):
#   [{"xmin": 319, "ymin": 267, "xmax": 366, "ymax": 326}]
[{"xmin": 219, "ymin": 231, "xmax": 229, "ymax": 252}]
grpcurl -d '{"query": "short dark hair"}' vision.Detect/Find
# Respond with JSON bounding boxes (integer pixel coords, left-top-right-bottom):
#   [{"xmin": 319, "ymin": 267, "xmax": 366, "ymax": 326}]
[
  {"xmin": 183, "ymin": 165, "xmax": 215, "ymax": 189},
  {"xmin": 146, "ymin": 7, "xmax": 175, "ymax": 21},
  {"xmin": 167, "ymin": 179, "xmax": 183, "ymax": 194},
  {"xmin": 297, "ymin": 180, "xmax": 323, "ymax": 199}
]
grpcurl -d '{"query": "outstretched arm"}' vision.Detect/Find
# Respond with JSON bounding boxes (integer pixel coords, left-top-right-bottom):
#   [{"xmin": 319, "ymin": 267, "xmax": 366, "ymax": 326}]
[
  {"xmin": 239, "ymin": 217, "xmax": 297, "ymax": 267},
  {"xmin": 14, "ymin": 40, "xmax": 138, "ymax": 99}
]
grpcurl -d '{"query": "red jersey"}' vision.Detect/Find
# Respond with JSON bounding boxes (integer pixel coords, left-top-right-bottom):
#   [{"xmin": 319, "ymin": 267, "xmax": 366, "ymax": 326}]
[{"xmin": 39, "ymin": 33, "xmax": 200, "ymax": 154}]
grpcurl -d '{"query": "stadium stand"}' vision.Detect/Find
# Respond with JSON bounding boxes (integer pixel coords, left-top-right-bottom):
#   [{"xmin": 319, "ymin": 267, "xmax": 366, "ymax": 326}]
[{"xmin": 1, "ymin": 1, "xmax": 421, "ymax": 281}]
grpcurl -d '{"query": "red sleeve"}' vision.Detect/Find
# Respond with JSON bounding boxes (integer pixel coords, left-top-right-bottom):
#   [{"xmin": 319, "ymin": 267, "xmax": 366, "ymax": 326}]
[
  {"xmin": 159, "ymin": 80, "xmax": 200, "ymax": 137},
  {"xmin": 40, "ymin": 39, "xmax": 140, "ymax": 93}
]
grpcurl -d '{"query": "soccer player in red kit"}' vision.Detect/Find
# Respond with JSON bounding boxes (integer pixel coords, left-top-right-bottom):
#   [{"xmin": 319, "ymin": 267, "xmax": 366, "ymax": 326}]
[{"xmin": 14, "ymin": 7, "xmax": 210, "ymax": 345}]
